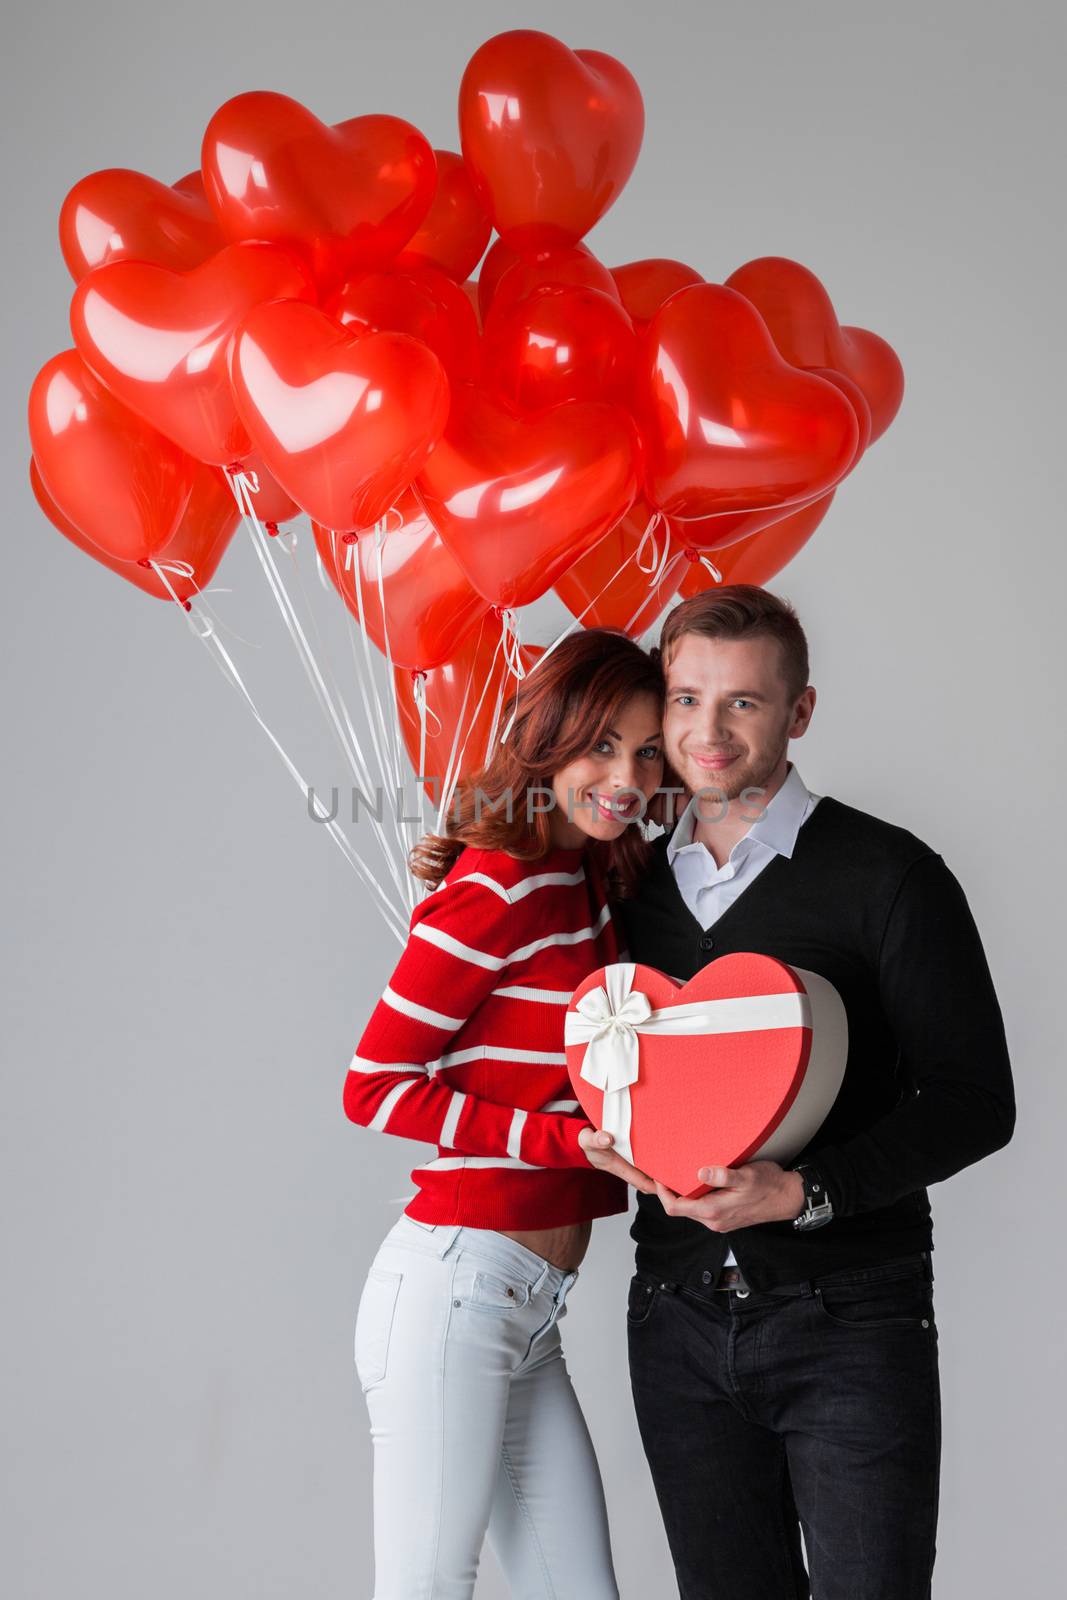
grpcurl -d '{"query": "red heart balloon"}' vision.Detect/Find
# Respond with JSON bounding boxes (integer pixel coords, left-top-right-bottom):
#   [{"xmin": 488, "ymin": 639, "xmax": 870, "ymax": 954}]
[
  {"xmin": 70, "ymin": 242, "xmax": 315, "ymax": 466},
  {"xmin": 566, "ymin": 955, "xmax": 846, "ymax": 1197},
  {"xmin": 312, "ymin": 490, "xmax": 488, "ymax": 671},
  {"xmin": 202, "ymin": 93, "xmax": 436, "ymax": 293},
  {"xmin": 395, "ymin": 620, "xmax": 542, "ymax": 799},
  {"xmin": 59, "ymin": 168, "xmax": 225, "ymax": 281},
  {"xmin": 28, "ymin": 350, "xmax": 195, "ymax": 562},
  {"xmin": 665, "ymin": 373, "xmax": 863, "ymax": 554},
  {"xmin": 477, "ymin": 238, "xmax": 520, "ymax": 321},
  {"xmin": 395, "ymin": 150, "xmax": 492, "ymax": 283},
  {"xmin": 482, "ymin": 284, "xmax": 637, "ymax": 412},
  {"xmin": 837, "ymin": 326, "xmax": 905, "ymax": 444},
  {"xmin": 31, "ymin": 456, "xmax": 239, "ymax": 603},
  {"xmin": 611, "ymin": 259, "xmax": 704, "ymax": 327},
  {"xmin": 459, "ymin": 30, "xmax": 644, "ymax": 250},
  {"xmin": 725, "ymin": 257, "xmax": 904, "ymax": 442},
  {"xmin": 172, "ymin": 170, "xmax": 208, "ymax": 200},
  {"xmin": 678, "ymin": 493, "xmax": 835, "ymax": 594},
  {"xmin": 639, "ymin": 284, "xmax": 859, "ymax": 520},
  {"xmin": 415, "ymin": 386, "xmax": 640, "ymax": 608},
  {"xmin": 230, "ymin": 299, "xmax": 450, "ymax": 531},
  {"xmin": 325, "ymin": 265, "xmax": 480, "ymax": 385},
  {"xmin": 555, "ymin": 499, "xmax": 686, "ymax": 637},
  {"xmin": 489, "ymin": 242, "xmax": 621, "ymax": 321}
]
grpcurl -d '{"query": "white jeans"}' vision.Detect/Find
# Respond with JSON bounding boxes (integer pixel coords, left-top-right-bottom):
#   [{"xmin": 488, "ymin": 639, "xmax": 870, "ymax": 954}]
[{"xmin": 353, "ymin": 1213, "xmax": 620, "ymax": 1599}]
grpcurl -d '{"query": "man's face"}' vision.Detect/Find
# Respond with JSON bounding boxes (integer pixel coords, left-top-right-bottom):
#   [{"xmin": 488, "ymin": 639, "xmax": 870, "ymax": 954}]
[{"xmin": 662, "ymin": 632, "xmax": 814, "ymax": 805}]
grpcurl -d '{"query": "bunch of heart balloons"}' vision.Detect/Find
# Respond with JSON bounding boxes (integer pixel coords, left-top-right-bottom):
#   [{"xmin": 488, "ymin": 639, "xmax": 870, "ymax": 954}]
[{"xmin": 28, "ymin": 27, "xmax": 903, "ymax": 796}]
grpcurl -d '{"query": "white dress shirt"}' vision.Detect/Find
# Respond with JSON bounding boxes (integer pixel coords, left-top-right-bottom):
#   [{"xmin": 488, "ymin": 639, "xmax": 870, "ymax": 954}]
[{"xmin": 666, "ymin": 762, "xmax": 821, "ymax": 1265}]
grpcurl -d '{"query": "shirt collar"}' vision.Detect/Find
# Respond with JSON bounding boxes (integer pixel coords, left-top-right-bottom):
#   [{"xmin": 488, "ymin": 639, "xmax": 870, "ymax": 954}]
[{"xmin": 666, "ymin": 762, "xmax": 815, "ymax": 867}]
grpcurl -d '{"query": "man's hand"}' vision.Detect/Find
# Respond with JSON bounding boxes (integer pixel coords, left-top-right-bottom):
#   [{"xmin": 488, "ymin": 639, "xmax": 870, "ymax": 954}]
[
  {"xmin": 578, "ymin": 1128, "xmax": 658, "ymax": 1195},
  {"xmin": 653, "ymin": 1161, "xmax": 806, "ymax": 1231}
]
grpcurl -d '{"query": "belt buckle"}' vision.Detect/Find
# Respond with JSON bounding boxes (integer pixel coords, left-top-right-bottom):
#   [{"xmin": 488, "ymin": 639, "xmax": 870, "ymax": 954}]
[{"xmin": 716, "ymin": 1266, "xmax": 750, "ymax": 1298}]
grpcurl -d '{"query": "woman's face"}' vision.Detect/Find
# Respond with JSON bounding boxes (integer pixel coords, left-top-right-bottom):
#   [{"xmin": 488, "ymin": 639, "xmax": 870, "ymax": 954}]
[{"xmin": 549, "ymin": 691, "xmax": 665, "ymax": 847}]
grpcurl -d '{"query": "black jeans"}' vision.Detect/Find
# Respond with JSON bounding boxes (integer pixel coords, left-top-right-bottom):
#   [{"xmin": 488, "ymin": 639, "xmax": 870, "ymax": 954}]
[{"xmin": 627, "ymin": 1253, "xmax": 940, "ymax": 1600}]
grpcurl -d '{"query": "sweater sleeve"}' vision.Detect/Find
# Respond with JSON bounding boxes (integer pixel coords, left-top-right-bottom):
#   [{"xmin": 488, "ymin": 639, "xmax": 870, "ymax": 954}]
[
  {"xmin": 343, "ymin": 877, "xmax": 592, "ymax": 1169},
  {"xmin": 810, "ymin": 853, "xmax": 1016, "ymax": 1218}
]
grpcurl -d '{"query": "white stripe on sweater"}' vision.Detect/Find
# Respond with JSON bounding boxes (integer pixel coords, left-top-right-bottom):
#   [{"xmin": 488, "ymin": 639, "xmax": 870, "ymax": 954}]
[
  {"xmin": 382, "ymin": 985, "xmax": 466, "ymax": 1030},
  {"xmin": 507, "ymin": 900, "xmax": 612, "ymax": 963},
  {"xmin": 349, "ymin": 1053, "xmax": 428, "ymax": 1076},
  {"xmin": 368, "ymin": 1077, "xmax": 417, "ymax": 1131},
  {"xmin": 454, "ymin": 867, "xmax": 586, "ymax": 904},
  {"xmin": 413, "ymin": 1155, "xmax": 545, "ymax": 1173},
  {"xmin": 439, "ymin": 1090, "xmax": 467, "ymax": 1147},
  {"xmin": 539, "ymin": 1098, "xmax": 579, "ymax": 1113},
  {"xmin": 503, "ymin": 868, "xmax": 587, "ymax": 902},
  {"xmin": 492, "ymin": 984, "xmax": 575, "ymax": 1004},
  {"xmin": 506, "ymin": 1109, "xmax": 527, "ymax": 1159},
  {"xmin": 411, "ymin": 921, "xmax": 508, "ymax": 970},
  {"xmin": 436, "ymin": 1045, "xmax": 568, "ymax": 1068}
]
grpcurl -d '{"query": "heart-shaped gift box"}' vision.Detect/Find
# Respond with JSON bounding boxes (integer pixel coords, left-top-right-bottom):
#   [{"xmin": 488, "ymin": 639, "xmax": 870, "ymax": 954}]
[{"xmin": 565, "ymin": 954, "xmax": 847, "ymax": 1198}]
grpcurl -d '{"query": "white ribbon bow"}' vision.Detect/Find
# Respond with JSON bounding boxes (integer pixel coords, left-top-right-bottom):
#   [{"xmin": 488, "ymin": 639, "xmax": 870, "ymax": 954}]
[{"xmin": 566, "ymin": 964, "xmax": 649, "ymax": 1163}]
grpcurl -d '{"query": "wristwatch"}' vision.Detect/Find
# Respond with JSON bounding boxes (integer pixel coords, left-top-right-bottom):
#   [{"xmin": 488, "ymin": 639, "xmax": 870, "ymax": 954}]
[{"xmin": 791, "ymin": 1163, "xmax": 833, "ymax": 1231}]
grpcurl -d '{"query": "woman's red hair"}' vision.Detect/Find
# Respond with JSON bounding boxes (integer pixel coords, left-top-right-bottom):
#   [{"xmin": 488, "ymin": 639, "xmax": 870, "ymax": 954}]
[{"xmin": 409, "ymin": 628, "xmax": 668, "ymax": 898}]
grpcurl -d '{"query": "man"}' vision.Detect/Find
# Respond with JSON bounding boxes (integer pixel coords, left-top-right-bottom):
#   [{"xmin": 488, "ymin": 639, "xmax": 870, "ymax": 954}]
[{"xmin": 579, "ymin": 585, "xmax": 1015, "ymax": 1600}]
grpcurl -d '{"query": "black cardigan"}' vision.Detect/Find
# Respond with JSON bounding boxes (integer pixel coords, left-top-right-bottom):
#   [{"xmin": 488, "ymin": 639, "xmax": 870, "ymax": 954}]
[{"xmin": 616, "ymin": 796, "xmax": 1016, "ymax": 1291}]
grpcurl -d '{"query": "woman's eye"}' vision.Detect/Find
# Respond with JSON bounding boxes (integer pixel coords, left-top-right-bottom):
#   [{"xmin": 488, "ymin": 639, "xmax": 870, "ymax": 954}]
[
  {"xmin": 592, "ymin": 739, "xmax": 613, "ymax": 754},
  {"xmin": 639, "ymin": 745, "xmax": 662, "ymax": 761},
  {"xmin": 675, "ymin": 695, "xmax": 695, "ymax": 707}
]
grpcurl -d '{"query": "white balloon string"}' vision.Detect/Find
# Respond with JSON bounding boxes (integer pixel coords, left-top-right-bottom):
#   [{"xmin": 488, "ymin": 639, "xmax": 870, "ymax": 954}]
[
  {"xmin": 496, "ymin": 542, "xmax": 641, "ymax": 746},
  {"xmin": 223, "ymin": 480, "xmax": 407, "ymax": 906},
  {"xmin": 432, "ymin": 613, "xmax": 488, "ymax": 835},
  {"xmin": 413, "ymin": 670, "xmax": 430, "ymax": 839},
  {"xmin": 634, "ymin": 510, "xmax": 672, "ymax": 587},
  {"xmin": 301, "ymin": 525, "xmax": 409, "ymax": 903},
  {"xmin": 372, "ymin": 518, "xmax": 415, "ymax": 857},
  {"xmin": 150, "ymin": 555, "xmax": 407, "ymax": 944},
  {"xmin": 263, "ymin": 517, "xmax": 409, "ymax": 899},
  {"xmin": 224, "ymin": 469, "xmax": 409, "ymax": 913},
  {"xmin": 145, "ymin": 555, "xmax": 262, "ymax": 649},
  {"xmin": 689, "ymin": 550, "xmax": 723, "ymax": 583},
  {"xmin": 349, "ymin": 528, "xmax": 417, "ymax": 908},
  {"xmin": 435, "ymin": 615, "xmax": 505, "ymax": 832},
  {"xmin": 498, "ymin": 607, "xmax": 526, "ymax": 682},
  {"xmin": 410, "ymin": 670, "xmax": 443, "ymax": 737},
  {"xmin": 619, "ymin": 549, "xmax": 689, "ymax": 639}
]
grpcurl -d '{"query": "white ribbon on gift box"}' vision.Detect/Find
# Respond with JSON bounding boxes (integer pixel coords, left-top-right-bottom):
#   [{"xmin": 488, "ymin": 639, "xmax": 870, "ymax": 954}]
[{"xmin": 563, "ymin": 962, "xmax": 812, "ymax": 1164}]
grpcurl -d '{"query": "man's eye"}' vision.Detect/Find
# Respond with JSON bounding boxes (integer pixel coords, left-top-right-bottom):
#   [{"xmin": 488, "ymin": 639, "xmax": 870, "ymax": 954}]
[
  {"xmin": 732, "ymin": 699, "xmax": 753, "ymax": 710},
  {"xmin": 675, "ymin": 695, "xmax": 695, "ymax": 707}
]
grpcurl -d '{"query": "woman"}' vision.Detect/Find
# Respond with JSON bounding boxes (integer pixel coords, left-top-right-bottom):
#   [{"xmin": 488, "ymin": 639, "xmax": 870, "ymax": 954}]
[{"xmin": 343, "ymin": 627, "xmax": 666, "ymax": 1599}]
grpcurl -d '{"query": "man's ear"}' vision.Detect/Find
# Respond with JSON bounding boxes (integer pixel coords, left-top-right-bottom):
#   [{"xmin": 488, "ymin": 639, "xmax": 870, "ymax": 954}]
[{"xmin": 790, "ymin": 685, "xmax": 817, "ymax": 736}]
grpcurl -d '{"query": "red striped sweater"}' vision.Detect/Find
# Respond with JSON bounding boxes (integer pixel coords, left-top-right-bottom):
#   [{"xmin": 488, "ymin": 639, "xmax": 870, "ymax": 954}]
[{"xmin": 343, "ymin": 842, "xmax": 629, "ymax": 1228}]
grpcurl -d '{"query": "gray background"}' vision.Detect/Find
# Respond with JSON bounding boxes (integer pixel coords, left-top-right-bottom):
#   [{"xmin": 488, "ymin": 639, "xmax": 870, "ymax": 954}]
[{"xmin": 3, "ymin": 0, "xmax": 1063, "ymax": 1594}]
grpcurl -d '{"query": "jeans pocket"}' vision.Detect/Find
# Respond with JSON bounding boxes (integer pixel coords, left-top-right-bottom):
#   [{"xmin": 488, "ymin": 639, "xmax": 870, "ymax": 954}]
[
  {"xmin": 354, "ymin": 1267, "xmax": 403, "ymax": 1390},
  {"xmin": 626, "ymin": 1274, "xmax": 659, "ymax": 1328},
  {"xmin": 814, "ymin": 1274, "xmax": 935, "ymax": 1332},
  {"xmin": 462, "ymin": 1263, "xmax": 533, "ymax": 1313}
]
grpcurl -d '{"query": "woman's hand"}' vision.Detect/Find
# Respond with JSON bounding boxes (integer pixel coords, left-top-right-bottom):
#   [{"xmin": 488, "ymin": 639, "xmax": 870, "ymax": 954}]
[{"xmin": 577, "ymin": 1128, "xmax": 658, "ymax": 1194}]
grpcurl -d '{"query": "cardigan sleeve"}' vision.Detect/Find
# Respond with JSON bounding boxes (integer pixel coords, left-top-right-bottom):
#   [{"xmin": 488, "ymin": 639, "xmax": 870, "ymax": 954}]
[
  {"xmin": 343, "ymin": 877, "xmax": 592, "ymax": 1169},
  {"xmin": 810, "ymin": 853, "xmax": 1016, "ymax": 1218}
]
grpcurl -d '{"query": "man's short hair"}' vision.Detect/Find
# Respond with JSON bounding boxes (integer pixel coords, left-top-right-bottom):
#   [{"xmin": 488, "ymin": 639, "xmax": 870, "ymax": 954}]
[{"xmin": 656, "ymin": 585, "xmax": 811, "ymax": 703}]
